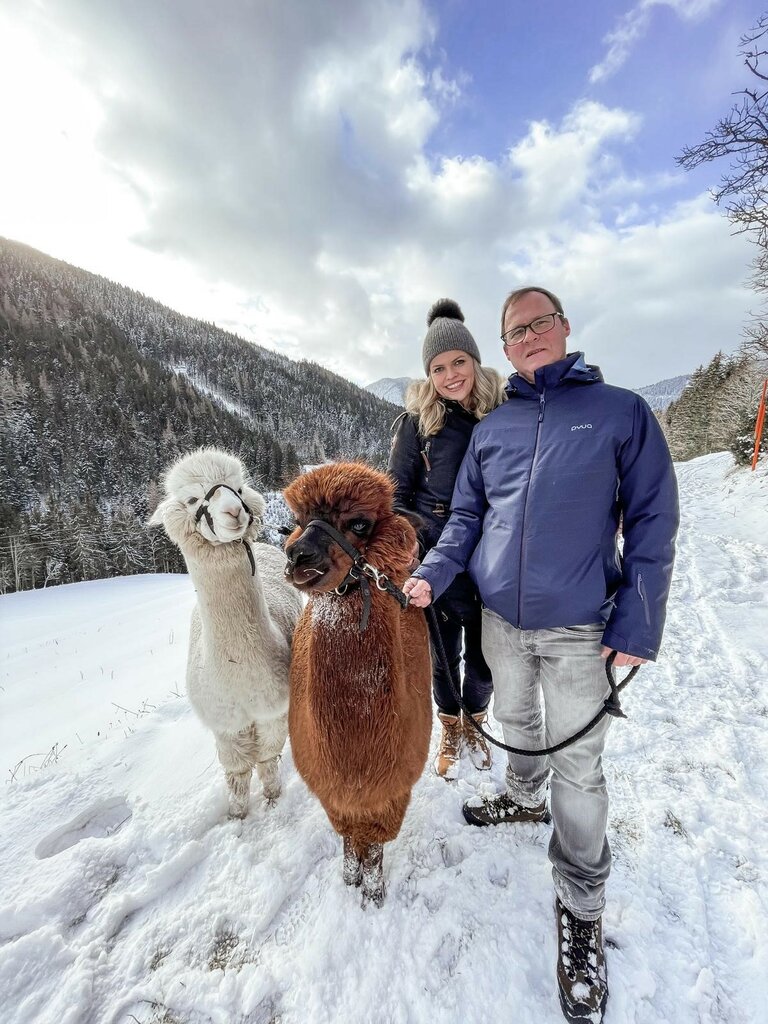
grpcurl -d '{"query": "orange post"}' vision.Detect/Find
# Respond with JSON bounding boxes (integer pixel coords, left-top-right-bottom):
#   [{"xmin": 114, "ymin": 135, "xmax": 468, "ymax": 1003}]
[{"xmin": 752, "ymin": 379, "xmax": 768, "ymax": 471}]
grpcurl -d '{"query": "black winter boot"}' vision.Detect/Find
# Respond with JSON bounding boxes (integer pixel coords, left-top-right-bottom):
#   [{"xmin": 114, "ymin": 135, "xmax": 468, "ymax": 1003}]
[
  {"xmin": 462, "ymin": 791, "xmax": 551, "ymax": 826},
  {"xmin": 555, "ymin": 898, "xmax": 608, "ymax": 1022}
]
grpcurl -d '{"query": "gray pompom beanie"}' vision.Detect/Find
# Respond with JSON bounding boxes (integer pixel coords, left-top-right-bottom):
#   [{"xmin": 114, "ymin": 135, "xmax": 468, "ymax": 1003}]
[{"xmin": 422, "ymin": 298, "xmax": 481, "ymax": 374}]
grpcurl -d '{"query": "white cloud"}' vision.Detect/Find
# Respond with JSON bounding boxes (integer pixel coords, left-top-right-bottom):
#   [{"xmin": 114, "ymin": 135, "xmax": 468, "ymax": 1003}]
[
  {"xmin": 0, "ymin": 0, "xmax": 753, "ymax": 392},
  {"xmin": 589, "ymin": 0, "xmax": 722, "ymax": 84},
  {"xmin": 507, "ymin": 102, "xmax": 641, "ymax": 225},
  {"xmin": 514, "ymin": 195, "xmax": 753, "ymax": 387}
]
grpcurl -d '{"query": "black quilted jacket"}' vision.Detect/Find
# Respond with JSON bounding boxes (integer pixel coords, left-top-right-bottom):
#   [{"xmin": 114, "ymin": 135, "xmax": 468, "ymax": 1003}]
[{"xmin": 387, "ymin": 402, "xmax": 478, "ymax": 552}]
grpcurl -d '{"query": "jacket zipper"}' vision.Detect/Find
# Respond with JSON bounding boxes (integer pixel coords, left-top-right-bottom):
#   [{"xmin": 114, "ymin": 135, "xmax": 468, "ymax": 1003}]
[
  {"xmin": 637, "ymin": 572, "xmax": 651, "ymax": 627},
  {"xmin": 517, "ymin": 390, "xmax": 546, "ymax": 626},
  {"xmin": 420, "ymin": 440, "xmax": 432, "ymax": 473}
]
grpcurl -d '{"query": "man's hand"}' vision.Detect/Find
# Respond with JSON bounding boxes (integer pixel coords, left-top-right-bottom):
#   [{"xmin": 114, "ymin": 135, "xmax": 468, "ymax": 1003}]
[
  {"xmin": 601, "ymin": 646, "xmax": 647, "ymax": 668},
  {"xmin": 403, "ymin": 577, "xmax": 433, "ymax": 607}
]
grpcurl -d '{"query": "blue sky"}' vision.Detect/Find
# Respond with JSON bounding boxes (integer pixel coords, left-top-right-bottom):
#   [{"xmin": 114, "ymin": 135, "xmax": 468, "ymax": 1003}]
[
  {"xmin": 0, "ymin": 0, "xmax": 763, "ymax": 388},
  {"xmin": 433, "ymin": 1, "xmax": 747, "ymax": 183}
]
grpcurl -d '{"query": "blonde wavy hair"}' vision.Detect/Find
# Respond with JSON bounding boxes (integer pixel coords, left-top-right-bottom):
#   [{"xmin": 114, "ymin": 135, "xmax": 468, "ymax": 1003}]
[{"xmin": 405, "ymin": 362, "xmax": 506, "ymax": 437}]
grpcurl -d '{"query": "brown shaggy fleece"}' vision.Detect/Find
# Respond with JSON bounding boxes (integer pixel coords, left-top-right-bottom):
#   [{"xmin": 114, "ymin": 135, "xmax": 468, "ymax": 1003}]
[{"xmin": 283, "ymin": 463, "xmax": 432, "ymax": 890}]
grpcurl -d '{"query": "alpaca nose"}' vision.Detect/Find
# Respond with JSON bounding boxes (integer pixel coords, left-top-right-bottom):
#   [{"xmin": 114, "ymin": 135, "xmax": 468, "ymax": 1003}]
[
  {"xmin": 285, "ymin": 539, "xmax": 321, "ymax": 568},
  {"xmin": 284, "ymin": 540, "xmax": 302, "ymax": 565},
  {"xmin": 216, "ymin": 492, "xmax": 243, "ymax": 519}
]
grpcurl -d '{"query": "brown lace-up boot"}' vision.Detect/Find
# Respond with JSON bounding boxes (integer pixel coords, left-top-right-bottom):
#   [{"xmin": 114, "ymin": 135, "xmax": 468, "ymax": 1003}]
[
  {"xmin": 462, "ymin": 710, "xmax": 493, "ymax": 771},
  {"xmin": 434, "ymin": 712, "xmax": 463, "ymax": 780}
]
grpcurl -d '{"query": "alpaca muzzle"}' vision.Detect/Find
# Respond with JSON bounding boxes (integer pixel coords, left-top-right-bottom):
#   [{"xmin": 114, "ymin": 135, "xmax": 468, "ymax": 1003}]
[
  {"xmin": 283, "ymin": 540, "xmax": 332, "ymax": 588},
  {"xmin": 195, "ymin": 483, "xmax": 253, "ymax": 537}
]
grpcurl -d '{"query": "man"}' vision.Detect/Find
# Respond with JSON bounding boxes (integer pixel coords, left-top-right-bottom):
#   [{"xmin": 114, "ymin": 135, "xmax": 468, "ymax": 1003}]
[{"xmin": 403, "ymin": 286, "xmax": 678, "ymax": 1023}]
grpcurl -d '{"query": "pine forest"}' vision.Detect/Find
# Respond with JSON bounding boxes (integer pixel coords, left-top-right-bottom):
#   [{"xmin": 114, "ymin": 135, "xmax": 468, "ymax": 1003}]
[{"xmin": 0, "ymin": 239, "xmax": 400, "ymax": 593}]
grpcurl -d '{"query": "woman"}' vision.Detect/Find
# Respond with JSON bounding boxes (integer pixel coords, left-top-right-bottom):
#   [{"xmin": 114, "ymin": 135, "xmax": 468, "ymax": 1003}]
[{"xmin": 388, "ymin": 298, "xmax": 505, "ymax": 779}]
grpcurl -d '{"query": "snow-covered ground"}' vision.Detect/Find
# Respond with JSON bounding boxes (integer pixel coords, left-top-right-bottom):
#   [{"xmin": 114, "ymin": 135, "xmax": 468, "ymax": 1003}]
[{"xmin": 1, "ymin": 452, "xmax": 767, "ymax": 1024}]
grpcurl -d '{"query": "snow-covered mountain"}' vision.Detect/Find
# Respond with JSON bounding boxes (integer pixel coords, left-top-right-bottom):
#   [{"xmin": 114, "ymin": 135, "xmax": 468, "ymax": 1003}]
[
  {"xmin": 1, "ymin": 452, "xmax": 767, "ymax": 1024},
  {"xmin": 367, "ymin": 372, "xmax": 691, "ymax": 412},
  {"xmin": 365, "ymin": 376, "xmax": 413, "ymax": 406},
  {"xmin": 633, "ymin": 373, "xmax": 691, "ymax": 411},
  {"xmin": 0, "ymin": 237, "xmax": 401, "ymax": 593}
]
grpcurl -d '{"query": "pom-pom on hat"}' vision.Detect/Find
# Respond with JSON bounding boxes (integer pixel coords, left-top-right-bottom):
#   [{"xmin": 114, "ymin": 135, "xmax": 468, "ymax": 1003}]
[{"xmin": 422, "ymin": 298, "xmax": 482, "ymax": 374}]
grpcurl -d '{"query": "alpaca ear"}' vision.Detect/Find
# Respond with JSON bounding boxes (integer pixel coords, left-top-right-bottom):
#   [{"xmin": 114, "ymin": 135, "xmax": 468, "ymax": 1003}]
[{"xmin": 147, "ymin": 497, "xmax": 172, "ymax": 528}]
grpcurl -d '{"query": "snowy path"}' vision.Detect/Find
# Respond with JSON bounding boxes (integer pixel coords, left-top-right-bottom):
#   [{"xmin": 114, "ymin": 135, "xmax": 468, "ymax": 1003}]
[{"xmin": 1, "ymin": 453, "xmax": 767, "ymax": 1024}]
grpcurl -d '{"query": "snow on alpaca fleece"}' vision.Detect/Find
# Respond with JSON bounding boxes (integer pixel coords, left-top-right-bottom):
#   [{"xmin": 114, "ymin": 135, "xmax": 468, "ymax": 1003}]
[{"xmin": 283, "ymin": 462, "xmax": 432, "ymax": 903}]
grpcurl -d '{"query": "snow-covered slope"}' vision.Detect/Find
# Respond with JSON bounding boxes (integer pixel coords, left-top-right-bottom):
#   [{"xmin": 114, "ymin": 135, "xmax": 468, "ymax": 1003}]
[
  {"xmin": 1, "ymin": 453, "xmax": 767, "ymax": 1024},
  {"xmin": 633, "ymin": 373, "xmax": 691, "ymax": 411},
  {"xmin": 365, "ymin": 376, "xmax": 412, "ymax": 406}
]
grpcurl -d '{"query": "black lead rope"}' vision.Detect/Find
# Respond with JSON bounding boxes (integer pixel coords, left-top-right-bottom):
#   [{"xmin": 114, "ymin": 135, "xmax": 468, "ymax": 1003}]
[
  {"xmin": 425, "ymin": 604, "xmax": 638, "ymax": 756},
  {"xmin": 289, "ymin": 517, "xmax": 637, "ymax": 755},
  {"xmin": 194, "ymin": 482, "xmax": 256, "ymax": 576}
]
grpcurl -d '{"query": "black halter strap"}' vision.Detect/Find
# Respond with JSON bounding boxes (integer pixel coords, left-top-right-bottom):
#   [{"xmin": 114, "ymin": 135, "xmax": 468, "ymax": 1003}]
[
  {"xmin": 194, "ymin": 482, "xmax": 256, "ymax": 576},
  {"xmin": 301, "ymin": 519, "xmax": 408, "ymax": 632}
]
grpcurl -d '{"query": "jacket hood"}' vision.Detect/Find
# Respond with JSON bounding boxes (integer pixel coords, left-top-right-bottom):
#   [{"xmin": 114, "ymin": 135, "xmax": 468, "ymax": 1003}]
[{"xmin": 505, "ymin": 352, "xmax": 603, "ymax": 397}]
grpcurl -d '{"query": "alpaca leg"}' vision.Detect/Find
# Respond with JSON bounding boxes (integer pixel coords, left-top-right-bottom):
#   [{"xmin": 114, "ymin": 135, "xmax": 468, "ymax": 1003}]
[
  {"xmin": 343, "ymin": 836, "xmax": 363, "ymax": 887},
  {"xmin": 327, "ymin": 811, "xmax": 363, "ymax": 887},
  {"xmin": 255, "ymin": 714, "xmax": 288, "ymax": 762},
  {"xmin": 216, "ymin": 728, "xmax": 258, "ymax": 818},
  {"xmin": 226, "ymin": 770, "xmax": 252, "ymax": 819},
  {"xmin": 252, "ymin": 715, "xmax": 287, "ymax": 803},
  {"xmin": 361, "ymin": 843, "xmax": 385, "ymax": 909},
  {"xmin": 354, "ymin": 793, "xmax": 411, "ymax": 907},
  {"xmin": 255, "ymin": 757, "xmax": 281, "ymax": 804}
]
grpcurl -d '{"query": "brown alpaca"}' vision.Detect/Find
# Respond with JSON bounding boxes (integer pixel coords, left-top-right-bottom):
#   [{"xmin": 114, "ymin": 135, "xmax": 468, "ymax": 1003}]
[{"xmin": 283, "ymin": 462, "xmax": 432, "ymax": 907}]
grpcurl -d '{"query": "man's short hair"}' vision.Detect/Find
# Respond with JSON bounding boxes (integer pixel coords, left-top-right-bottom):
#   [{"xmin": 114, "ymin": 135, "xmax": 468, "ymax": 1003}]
[{"xmin": 500, "ymin": 287, "xmax": 565, "ymax": 336}]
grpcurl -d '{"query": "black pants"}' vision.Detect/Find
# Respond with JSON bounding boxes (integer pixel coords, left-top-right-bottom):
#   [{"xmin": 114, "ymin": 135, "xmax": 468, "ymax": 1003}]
[{"xmin": 431, "ymin": 573, "xmax": 493, "ymax": 716}]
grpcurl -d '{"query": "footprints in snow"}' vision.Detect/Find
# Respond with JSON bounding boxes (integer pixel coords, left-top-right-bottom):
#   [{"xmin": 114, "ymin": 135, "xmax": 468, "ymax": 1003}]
[{"xmin": 35, "ymin": 795, "xmax": 131, "ymax": 859}]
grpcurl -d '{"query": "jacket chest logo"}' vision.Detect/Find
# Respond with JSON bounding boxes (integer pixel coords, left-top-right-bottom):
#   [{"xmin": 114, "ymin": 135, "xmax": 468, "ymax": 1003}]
[{"xmin": 570, "ymin": 423, "xmax": 593, "ymax": 431}]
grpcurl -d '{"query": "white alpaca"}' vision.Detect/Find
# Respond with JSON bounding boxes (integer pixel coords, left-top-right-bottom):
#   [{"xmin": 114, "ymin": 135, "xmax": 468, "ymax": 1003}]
[{"xmin": 149, "ymin": 447, "xmax": 302, "ymax": 816}]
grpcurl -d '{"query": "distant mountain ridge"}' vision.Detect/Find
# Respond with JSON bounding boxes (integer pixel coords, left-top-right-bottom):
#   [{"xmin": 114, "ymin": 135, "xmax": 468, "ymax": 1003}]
[
  {"xmin": 367, "ymin": 372, "xmax": 691, "ymax": 412},
  {"xmin": 365, "ymin": 376, "xmax": 413, "ymax": 406},
  {"xmin": 633, "ymin": 374, "xmax": 691, "ymax": 411}
]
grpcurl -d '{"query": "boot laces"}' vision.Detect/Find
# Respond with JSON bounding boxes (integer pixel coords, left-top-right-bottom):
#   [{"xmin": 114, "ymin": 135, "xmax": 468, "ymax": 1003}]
[
  {"xmin": 561, "ymin": 911, "xmax": 600, "ymax": 983},
  {"xmin": 465, "ymin": 724, "xmax": 489, "ymax": 752},
  {"xmin": 485, "ymin": 793, "xmax": 522, "ymax": 822}
]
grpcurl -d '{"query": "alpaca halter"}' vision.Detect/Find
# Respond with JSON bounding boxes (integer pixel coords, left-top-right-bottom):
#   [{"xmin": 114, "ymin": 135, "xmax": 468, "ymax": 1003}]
[
  {"xmin": 286, "ymin": 518, "xmax": 408, "ymax": 632},
  {"xmin": 194, "ymin": 482, "xmax": 256, "ymax": 575}
]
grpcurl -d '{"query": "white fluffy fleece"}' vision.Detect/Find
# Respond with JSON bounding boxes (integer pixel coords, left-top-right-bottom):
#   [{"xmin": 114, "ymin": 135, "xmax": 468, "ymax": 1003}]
[{"xmin": 149, "ymin": 447, "xmax": 302, "ymax": 815}]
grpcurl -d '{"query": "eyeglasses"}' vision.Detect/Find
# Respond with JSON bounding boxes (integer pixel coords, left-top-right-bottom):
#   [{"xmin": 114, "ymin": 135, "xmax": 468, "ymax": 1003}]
[{"xmin": 501, "ymin": 312, "xmax": 565, "ymax": 347}]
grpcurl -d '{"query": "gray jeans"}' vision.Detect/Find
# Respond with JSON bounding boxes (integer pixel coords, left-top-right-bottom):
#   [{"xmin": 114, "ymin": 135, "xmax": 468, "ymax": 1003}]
[{"xmin": 481, "ymin": 608, "xmax": 612, "ymax": 921}]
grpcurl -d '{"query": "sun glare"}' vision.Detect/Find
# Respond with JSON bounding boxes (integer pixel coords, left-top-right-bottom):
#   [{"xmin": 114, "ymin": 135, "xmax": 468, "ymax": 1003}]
[{"xmin": 0, "ymin": 14, "xmax": 144, "ymax": 272}]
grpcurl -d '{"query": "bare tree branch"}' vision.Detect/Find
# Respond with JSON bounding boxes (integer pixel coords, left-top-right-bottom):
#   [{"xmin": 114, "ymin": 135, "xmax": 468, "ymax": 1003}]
[{"xmin": 677, "ymin": 14, "xmax": 768, "ymax": 330}]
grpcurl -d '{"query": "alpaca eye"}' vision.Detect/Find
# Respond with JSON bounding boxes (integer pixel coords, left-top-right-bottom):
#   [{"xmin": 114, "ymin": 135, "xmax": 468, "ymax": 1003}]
[
  {"xmin": 349, "ymin": 520, "xmax": 370, "ymax": 536},
  {"xmin": 237, "ymin": 488, "xmax": 243, "ymax": 495},
  {"xmin": 187, "ymin": 496, "xmax": 199, "ymax": 506}
]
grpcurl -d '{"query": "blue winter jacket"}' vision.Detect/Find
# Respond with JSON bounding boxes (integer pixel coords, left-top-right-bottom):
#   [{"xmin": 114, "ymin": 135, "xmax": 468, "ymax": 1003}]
[{"xmin": 413, "ymin": 353, "xmax": 679, "ymax": 661}]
